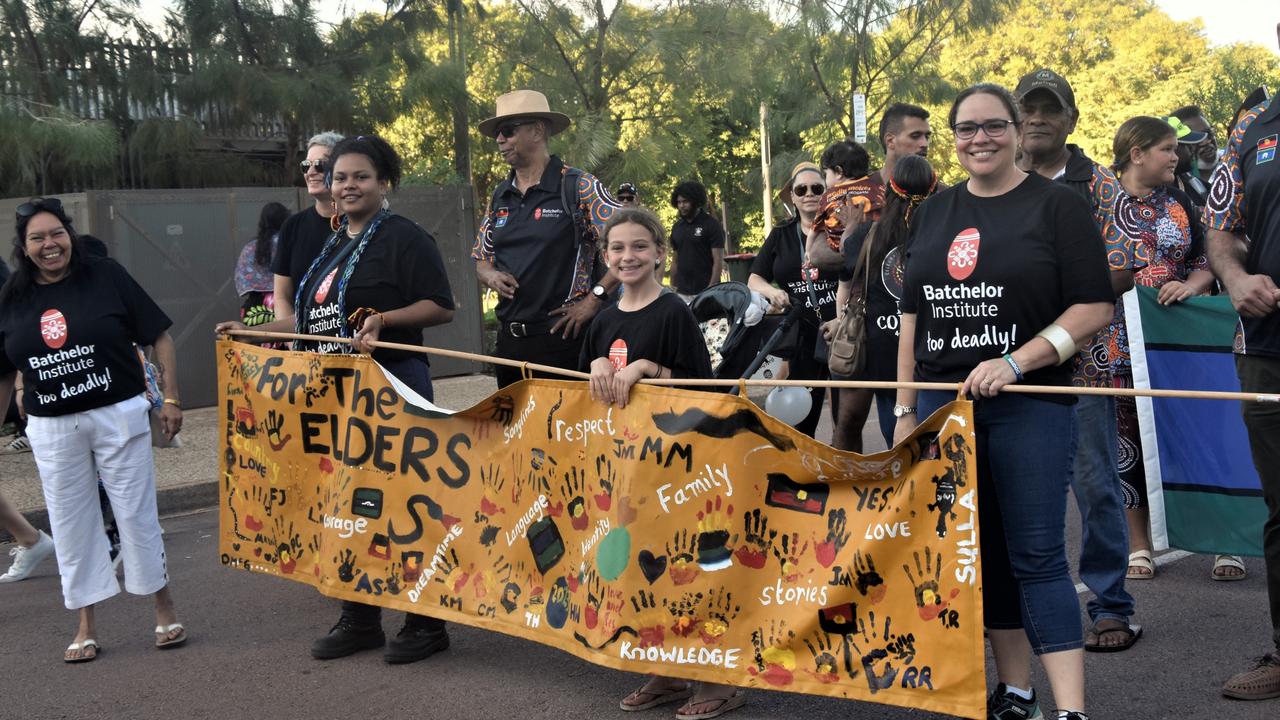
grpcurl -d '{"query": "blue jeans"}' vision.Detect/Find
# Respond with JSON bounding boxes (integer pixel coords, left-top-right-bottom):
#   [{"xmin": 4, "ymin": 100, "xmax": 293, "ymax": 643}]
[
  {"xmin": 919, "ymin": 390, "xmax": 1083, "ymax": 654},
  {"xmin": 1068, "ymin": 395, "xmax": 1135, "ymax": 623}
]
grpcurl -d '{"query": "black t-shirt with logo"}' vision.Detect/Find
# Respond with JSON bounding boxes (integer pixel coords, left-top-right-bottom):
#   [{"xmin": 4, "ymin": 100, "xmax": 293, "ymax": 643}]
[
  {"xmin": 270, "ymin": 206, "xmax": 334, "ymax": 288},
  {"xmin": 0, "ymin": 258, "xmax": 171, "ymax": 417},
  {"xmin": 296, "ymin": 214, "xmax": 455, "ymax": 362},
  {"xmin": 670, "ymin": 210, "xmax": 726, "ymax": 295},
  {"xmin": 841, "ymin": 222, "xmax": 904, "ymax": 381},
  {"xmin": 901, "ymin": 174, "xmax": 1113, "ymax": 390},
  {"xmin": 578, "ymin": 292, "xmax": 713, "ymax": 379},
  {"xmin": 750, "ymin": 217, "xmax": 840, "ymax": 327}
]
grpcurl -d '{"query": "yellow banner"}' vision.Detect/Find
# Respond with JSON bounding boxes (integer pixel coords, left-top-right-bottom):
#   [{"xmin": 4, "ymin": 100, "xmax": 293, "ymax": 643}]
[{"xmin": 217, "ymin": 340, "xmax": 984, "ymax": 718}]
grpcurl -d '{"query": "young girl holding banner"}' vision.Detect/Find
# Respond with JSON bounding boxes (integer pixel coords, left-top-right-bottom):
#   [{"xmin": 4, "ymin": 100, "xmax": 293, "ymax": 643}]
[{"xmin": 578, "ymin": 207, "xmax": 745, "ymax": 719}]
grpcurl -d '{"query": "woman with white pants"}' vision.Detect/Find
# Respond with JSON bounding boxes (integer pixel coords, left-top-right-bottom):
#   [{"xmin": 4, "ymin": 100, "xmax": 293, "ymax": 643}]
[{"xmin": 0, "ymin": 198, "xmax": 185, "ymax": 662}]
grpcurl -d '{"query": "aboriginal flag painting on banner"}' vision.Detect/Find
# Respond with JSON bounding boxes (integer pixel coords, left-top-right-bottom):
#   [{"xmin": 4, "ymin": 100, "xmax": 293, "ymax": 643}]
[
  {"xmin": 1123, "ymin": 285, "xmax": 1265, "ymax": 556},
  {"xmin": 216, "ymin": 340, "xmax": 986, "ymax": 718}
]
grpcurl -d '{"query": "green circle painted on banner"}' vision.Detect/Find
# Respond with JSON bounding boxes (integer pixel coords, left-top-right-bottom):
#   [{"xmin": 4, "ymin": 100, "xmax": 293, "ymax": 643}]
[{"xmin": 596, "ymin": 528, "xmax": 631, "ymax": 581}]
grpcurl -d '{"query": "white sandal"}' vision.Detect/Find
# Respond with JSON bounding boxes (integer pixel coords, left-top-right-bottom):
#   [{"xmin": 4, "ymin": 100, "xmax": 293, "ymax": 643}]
[
  {"xmin": 65, "ymin": 639, "xmax": 99, "ymax": 663},
  {"xmin": 1126, "ymin": 549, "xmax": 1154, "ymax": 579},
  {"xmin": 1212, "ymin": 554, "xmax": 1247, "ymax": 581}
]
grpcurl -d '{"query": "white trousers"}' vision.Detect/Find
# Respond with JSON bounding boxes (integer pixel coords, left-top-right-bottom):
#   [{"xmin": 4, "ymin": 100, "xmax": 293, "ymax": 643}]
[{"xmin": 28, "ymin": 394, "xmax": 169, "ymax": 609}]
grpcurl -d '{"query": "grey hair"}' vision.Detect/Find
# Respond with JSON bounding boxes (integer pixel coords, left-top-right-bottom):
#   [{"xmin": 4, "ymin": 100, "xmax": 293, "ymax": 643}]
[{"xmin": 307, "ymin": 131, "xmax": 344, "ymax": 150}]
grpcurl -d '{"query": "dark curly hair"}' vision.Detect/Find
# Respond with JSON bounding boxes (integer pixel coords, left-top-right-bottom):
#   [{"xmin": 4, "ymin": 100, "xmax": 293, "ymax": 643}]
[
  {"xmin": 328, "ymin": 134, "xmax": 403, "ymax": 189},
  {"xmin": 819, "ymin": 140, "xmax": 870, "ymax": 180},
  {"xmin": 670, "ymin": 180, "xmax": 708, "ymax": 211},
  {"xmin": 1, "ymin": 200, "xmax": 90, "ymax": 309}
]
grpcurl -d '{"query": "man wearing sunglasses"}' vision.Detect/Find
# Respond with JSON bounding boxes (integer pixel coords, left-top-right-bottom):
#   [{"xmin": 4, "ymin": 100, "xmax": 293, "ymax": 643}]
[
  {"xmin": 1015, "ymin": 68, "xmax": 1148, "ymax": 654},
  {"xmin": 472, "ymin": 90, "xmax": 621, "ymax": 388},
  {"xmin": 668, "ymin": 180, "xmax": 725, "ymax": 301}
]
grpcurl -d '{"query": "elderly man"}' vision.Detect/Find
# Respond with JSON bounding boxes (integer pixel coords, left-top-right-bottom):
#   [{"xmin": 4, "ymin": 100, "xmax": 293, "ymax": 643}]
[
  {"xmin": 472, "ymin": 90, "xmax": 620, "ymax": 388},
  {"xmin": 1208, "ymin": 26, "xmax": 1280, "ymax": 701},
  {"xmin": 1014, "ymin": 68, "xmax": 1147, "ymax": 656}
]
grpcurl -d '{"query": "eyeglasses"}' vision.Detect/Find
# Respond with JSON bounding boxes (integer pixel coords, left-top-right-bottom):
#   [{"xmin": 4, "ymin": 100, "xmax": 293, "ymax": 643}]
[
  {"xmin": 618, "ymin": 195, "xmax": 636, "ymax": 203},
  {"xmin": 300, "ymin": 159, "xmax": 328, "ymax": 174},
  {"xmin": 951, "ymin": 120, "xmax": 1018, "ymax": 141},
  {"xmin": 496, "ymin": 121, "xmax": 533, "ymax": 139},
  {"xmin": 16, "ymin": 197, "xmax": 63, "ymax": 219},
  {"xmin": 791, "ymin": 183, "xmax": 826, "ymax": 197}
]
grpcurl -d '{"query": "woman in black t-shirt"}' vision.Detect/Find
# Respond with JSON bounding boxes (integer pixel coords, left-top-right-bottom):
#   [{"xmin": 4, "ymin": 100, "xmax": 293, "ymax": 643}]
[
  {"xmin": 894, "ymin": 85, "xmax": 1114, "ymax": 720},
  {"xmin": 271, "ymin": 131, "xmax": 344, "ymax": 319},
  {"xmin": 582, "ymin": 208, "xmax": 746, "ymax": 719},
  {"xmin": 748, "ymin": 163, "xmax": 838, "ymax": 438},
  {"xmin": 824, "ymin": 155, "xmax": 937, "ymax": 450},
  {"xmin": 217, "ymin": 135, "xmax": 456, "ymax": 665},
  {"xmin": 0, "ymin": 198, "xmax": 187, "ymax": 662}
]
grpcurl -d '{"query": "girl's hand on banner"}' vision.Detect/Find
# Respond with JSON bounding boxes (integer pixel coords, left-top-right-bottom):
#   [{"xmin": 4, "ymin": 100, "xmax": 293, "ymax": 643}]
[{"xmin": 589, "ymin": 358, "xmax": 617, "ymax": 405}]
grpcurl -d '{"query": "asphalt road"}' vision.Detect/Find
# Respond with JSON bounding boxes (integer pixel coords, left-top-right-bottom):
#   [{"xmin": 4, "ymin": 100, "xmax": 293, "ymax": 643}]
[{"xmin": 1, "ymin": 508, "xmax": 1276, "ymax": 720}]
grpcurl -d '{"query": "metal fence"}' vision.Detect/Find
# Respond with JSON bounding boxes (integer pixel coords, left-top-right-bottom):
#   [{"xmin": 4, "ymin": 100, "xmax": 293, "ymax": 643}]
[{"xmin": 1, "ymin": 187, "xmax": 482, "ymax": 408}]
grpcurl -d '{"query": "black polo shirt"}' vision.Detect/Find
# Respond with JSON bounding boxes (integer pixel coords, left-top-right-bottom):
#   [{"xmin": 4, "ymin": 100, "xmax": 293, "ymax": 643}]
[
  {"xmin": 1207, "ymin": 96, "xmax": 1280, "ymax": 358},
  {"xmin": 474, "ymin": 156, "xmax": 613, "ymax": 328},
  {"xmin": 670, "ymin": 209, "xmax": 725, "ymax": 295}
]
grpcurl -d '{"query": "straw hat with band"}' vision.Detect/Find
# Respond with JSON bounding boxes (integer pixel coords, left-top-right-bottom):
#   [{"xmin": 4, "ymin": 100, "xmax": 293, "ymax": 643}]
[
  {"xmin": 478, "ymin": 90, "xmax": 572, "ymax": 139},
  {"xmin": 780, "ymin": 161, "xmax": 823, "ymax": 205}
]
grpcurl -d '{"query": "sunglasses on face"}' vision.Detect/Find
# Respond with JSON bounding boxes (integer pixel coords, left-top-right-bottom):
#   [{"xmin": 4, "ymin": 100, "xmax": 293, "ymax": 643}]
[
  {"xmin": 300, "ymin": 159, "xmax": 329, "ymax": 175},
  {"xmin": 951, "ymin": 120, "xmax": 1017, "ymax": 141},
  {"xmin": 791, "ymin": 183, "xmax": 826, "ymax": 197},
  {"xmin": 496, "ymin": 121, "xmax": 533, "ymax": 139},
  {"xmin": 618, "ymin": 195, "xmax": 636, "ymax": 202},
  {"xmin": 16, "ymin": 197, "xmax": 63, "ymax": 219}
]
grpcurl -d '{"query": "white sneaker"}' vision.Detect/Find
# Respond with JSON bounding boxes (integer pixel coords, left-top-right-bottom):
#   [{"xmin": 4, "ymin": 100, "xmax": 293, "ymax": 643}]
[{"xmin": 0, "ymin": 530, "xmax": 55, "ymax": 583}]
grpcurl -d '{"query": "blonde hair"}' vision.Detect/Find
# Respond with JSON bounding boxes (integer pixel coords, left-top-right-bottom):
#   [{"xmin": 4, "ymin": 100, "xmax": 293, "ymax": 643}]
[{"xmin": 601, "ymin": 207, "xmax": 668, "ymax": 252}]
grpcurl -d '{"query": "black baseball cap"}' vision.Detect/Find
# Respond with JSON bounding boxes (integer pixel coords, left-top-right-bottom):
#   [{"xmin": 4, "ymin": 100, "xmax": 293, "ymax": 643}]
[{"xmin": 1015, "ymin": 69, "xmax": 1077, "ymax": 112}]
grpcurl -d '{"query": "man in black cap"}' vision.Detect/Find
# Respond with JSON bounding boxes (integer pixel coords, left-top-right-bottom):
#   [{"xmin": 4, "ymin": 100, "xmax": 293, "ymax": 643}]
[
  {"xmin": 616, "ymin": 183, "xmax": 639, "ymax": 207},
  {"xmin": 1015, "ymin": 68, "xmax": 1147, "ymax": 655},
  {"xmin": 472, "ymin": 90, "xmax": 621, "ymax": 388},
  {"xmin": 1168, "ymin": 106, "xmax": 1217, "ymax": 209}
]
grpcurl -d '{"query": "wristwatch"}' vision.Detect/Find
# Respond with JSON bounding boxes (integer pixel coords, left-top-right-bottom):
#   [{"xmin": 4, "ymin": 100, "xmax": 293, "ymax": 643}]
[
  {"xmin": 591, "ymin": 284, "xmax": 607, "ymax": 300},
  {"xmin": 892, "ymin": 404, "xmax": 917, "ymax": 418}
]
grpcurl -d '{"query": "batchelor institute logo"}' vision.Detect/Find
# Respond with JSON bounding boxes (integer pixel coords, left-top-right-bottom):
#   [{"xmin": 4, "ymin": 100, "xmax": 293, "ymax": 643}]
[
  {"xmin": 946, "ymin": 227, "xmax": 981, "ymax": 281},
  {"xmin": 40, "ymin": 309, "xmax": 68, "ymax": 349},
  {"xmin": 314, "ymin": 268, "xmax": 338, "ymax": 303},
  {"xmin": 608, "ymin": 339, "xmax": 629, "ymax": 370}
]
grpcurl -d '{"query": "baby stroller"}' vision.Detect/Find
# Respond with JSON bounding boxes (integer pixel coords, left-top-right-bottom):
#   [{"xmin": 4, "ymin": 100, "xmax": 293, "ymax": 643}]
[{"xmin": 689, "ymin": 281, "xmax": 802, "ymax": 384}]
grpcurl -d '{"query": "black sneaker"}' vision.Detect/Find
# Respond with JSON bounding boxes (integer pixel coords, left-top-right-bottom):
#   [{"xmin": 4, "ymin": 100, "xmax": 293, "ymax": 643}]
[
  {"xmin": 384, "ymin": 623, "xmax": 450, "ymax": 664},
  {"xmin": 310, "ymin": 617, "xmax": 385, "ymax": 659},
  {"xmin": 988, "ymin": 683, "xmax": 1042, "ymax": 720},
  {"xmin": 1057, "ymin": 713, "xmax": 1090, "ymax": 720}
]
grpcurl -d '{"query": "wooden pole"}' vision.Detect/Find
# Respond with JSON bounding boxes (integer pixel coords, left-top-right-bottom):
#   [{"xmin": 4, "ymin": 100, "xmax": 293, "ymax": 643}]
[
  {"xmin": 760, "ymin": 102, "xmax": 772, "ymax": 231},
  {"xmin": 220, "ymin": 329, "xmax": 1280, "ymax": 403}
]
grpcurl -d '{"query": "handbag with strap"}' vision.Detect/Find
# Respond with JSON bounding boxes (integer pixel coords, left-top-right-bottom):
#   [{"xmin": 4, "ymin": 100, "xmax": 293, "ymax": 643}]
[{"xmin": 827, "ymin": 231, "xmax": 873, "ymax": 377}]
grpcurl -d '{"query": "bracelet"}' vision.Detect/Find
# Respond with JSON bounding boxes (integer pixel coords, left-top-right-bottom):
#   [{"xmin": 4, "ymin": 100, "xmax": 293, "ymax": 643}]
[
  {"xmin": 163, "ymin": 398, "xmax": 182, "ymax": 409},
  {"xmin": 1002, "ymin": 353, "xmax": 1024, "ymax": 382},
  {"xmin": 1036, "ymin": 323, "xmax": 1077, "ymax": 365}
]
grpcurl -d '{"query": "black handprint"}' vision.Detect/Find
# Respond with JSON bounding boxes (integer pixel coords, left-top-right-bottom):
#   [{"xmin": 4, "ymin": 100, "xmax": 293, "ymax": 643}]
[
  {"xmin": 386, "ymin": 562, "xmax": 402, "ymax": 596},
  {"xmin": 264, "ymin": 409, "xmax": 292, "ymax": 451},
  {"xmin": 903, "ymin": 546, "xmax": 953, "ymax": 621},
  {"xmin": 852, "ymin": 550, "xmax": 887, "ymax": 603},
  {"xmin": 631, "ymin": 589, "xmax": 665, "ymax": 647},
  {"xmin": 734, "ymin": 509, "xmax": 777, "ymax": 569},
  {"xmin": 562, "ymin": 466, "xmax": 589, "ymax": 530},
  {"xmin": 663, "ymin": 591, "xmax": 705, "ymax": 637},
  {"xmin": 695, "ymin": 496, "xmax": 734, "ymax": 571},
  {"xmin": 336, "ymin": 549, "xmax": 357, "ymax": 583},
  {"xmin": 593, "ymin": 453, "xmax": 617, "ymax": 511},
  {"xmin": 666, "ymin": 529, "xmax": 700, "ymax": 585},
  {"xmin": 489, "ymin": 395, "xmax": 515, "ymax": 425},
  {"xmin": 772, "ymin": 532, "xmax": 809, "ymax": 580},
  {"xmin": 803, "ymin": 630, "xmax": 840, "ymax": 682},
  {"xmin": 848, "ymin": 612, "xmax": 898, "ymax": 693},
  {"xmin": 814, "ymin": 508, "xmax": 850, "ymax": 568}
]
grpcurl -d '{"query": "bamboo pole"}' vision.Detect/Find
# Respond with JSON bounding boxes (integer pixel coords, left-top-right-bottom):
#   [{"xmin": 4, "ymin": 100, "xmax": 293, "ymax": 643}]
[{"xmin": 220, "ymin": 329, "xmax": 1280, "ymax": 403}]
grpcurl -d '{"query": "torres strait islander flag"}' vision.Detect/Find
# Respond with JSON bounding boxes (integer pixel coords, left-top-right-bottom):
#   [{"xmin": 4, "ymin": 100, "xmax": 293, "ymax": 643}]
[{"xmin": 1123, "ymin": 286, "xmax": 1264, "ymax": 556}]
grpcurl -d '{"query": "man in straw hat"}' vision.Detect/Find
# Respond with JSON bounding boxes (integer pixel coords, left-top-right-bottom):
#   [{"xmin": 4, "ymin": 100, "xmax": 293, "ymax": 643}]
[{"xmin": 472, "ymin": 90, "xmax": 621, "ymax": 388}]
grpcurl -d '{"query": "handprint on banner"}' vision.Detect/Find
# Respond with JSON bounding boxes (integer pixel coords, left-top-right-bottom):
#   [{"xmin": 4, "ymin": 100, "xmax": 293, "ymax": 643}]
[
  {"xmin": 264, "ymin": 409, "xmax": 292, "ymax": 451},
  {"xmin": 733, "ymin": 509, "xmax": 777, "ymax": 570},
  {"xmin": 593, "ymin": 453, "xmax": 617, "ymax": 511},
  {"xmin": 694, "ymin": 496, "xmax": 734, "ymax": 571},
  {"xmin": 630, "ymin": 590, "xmax": 665, "ymax": 647},
  {"xmin": 772, "ymin": 532, "xmax": 810, "ymax": 582},
  {"xmin": 488, "ymin": 395, "xmax": 515, "ymax": 425},
  {"xmin": 386, "ymin": 562, "xmax": 402, "ymax": 596},
  {"xmin": 813, "ymin": 508, "xmax": 851, "ymax": 568},
  {"xmin": 562, "ymin": 466, "xmax": 590, "ymax": 531},
  {"xmin": 852, "ymin": 550, "xmax": 888, "ymax": 604},
  {"xmin": 803, "ymin": 630, "xmax": 840, "ymax": 684},
  {"xmin": 335, "ymin": 549, "xmax": 357, "ymax": 583},
  {"xmin": 664, "ymin": 591, "xmax": 705, "ymax": 638},
  {"xmin": 699, "ymin": 588, "xmax": 741, "ymax": 646},
  {"xmin": 748, "ymin": 620, "xmax": 798, "ymax": 687},
  {"xmin": 479, "ymin": 464, "xmax": 507, "ymax": 517},
  {"xmin": 431, "ymin": 548, "xmax": 470, "ymax": 595},
  {"xmin": 665, "ymin": 530, "xmax": 700, "ymax": 585},
  {"xmin": 848, "ymin": 611, "xmax": 899, "ymax": 694},
  {"xmin": 514, "ymin": 560, "xmax": 544, "ymax": 607},
  {"xmin": 903, "ymin": 547, "xmax": 959, "ymax": 622},
  {"xmin": 583, "ymin": 567, "xmax": 605, "ymax": 630}
]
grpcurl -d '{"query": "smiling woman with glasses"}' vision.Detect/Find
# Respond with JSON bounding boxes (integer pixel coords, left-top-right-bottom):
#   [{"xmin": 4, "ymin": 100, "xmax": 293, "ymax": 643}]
[
  {"xmin": 891, "ymin": 82, "xmax": 1117, "ymax": 720},
  {"xmin": 0, "ymin": 198, "xmax": 189, "ymax": 662}
]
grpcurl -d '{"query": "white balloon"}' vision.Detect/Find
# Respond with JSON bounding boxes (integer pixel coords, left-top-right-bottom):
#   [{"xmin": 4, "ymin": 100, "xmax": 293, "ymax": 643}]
[{"xmin": 764, "ymin": 386, "xmax": 812, "ymax": 427}]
